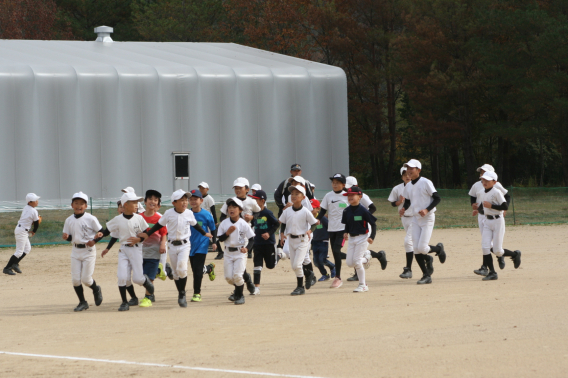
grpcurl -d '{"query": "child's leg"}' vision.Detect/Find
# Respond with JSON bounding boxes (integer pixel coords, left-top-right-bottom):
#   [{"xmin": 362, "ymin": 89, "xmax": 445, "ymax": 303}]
[
  {"xmin": 159, "ymin": 250, "xmax": 167, "ymax": 267},
  {"xmin": 329, "ymin": 232, "xmax": 343, "ymax": 279},
  {"xmin": 232, "ymin": 253, "xmax": 247, "ymax": 298},
  {"xmin": 71, "ymin": 253, "xmax": 84, "ymax": 303},
  {"xmin": 190, "ymin": 253, "xmax": 206, "ymax": 294},
  {"xmin": 169, "ymin": 246, "xmax": 180, "ymax": 280},
  {"xmin": 283, "ymin": 238, "xmax": 290, "ymax": 258},
  {"xmin": 352, "ymin": 235, "xmax": 368, "ymax": 285},
  {"xmin": 402, "ymin": 216, "xmax": 414, "ymax": 270},
  {"xmin": 264, "ymin": 244, "xmax": 276, "ymax": 270},
  {"xmin": 289, "ymin": 238, "xmax": 304, "ymax": 280},
  {"xmin": 491, "ymin": 218, "xmax": 506, "ymax": 257},
  {"xmin": 81, "ymin": 248, "xmax": 96, "ymax": 287},
  {"xmin": 127, "ymin": 247, "xmax": 146, "ymax": 286},
  {"xmin": 117, "ymin": 251, "xmax": 131, "ymax": 302},
  {"xmin": 224, "ymin": 251, "xmax": 235, "ymax": 285},
  {"xmin": 313, "ymin": 244, "xmax": 328, "ymax": 276},
  {"xmin": 411, "ymin": 219, "xmax": 428, "ymax": 275},
  {"xmin": 253, "ymin": 245, "xmax": 265, "ymax": 285}
]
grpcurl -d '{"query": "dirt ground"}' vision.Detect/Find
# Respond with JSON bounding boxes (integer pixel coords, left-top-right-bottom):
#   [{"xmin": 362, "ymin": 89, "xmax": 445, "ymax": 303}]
[{"xmin": 1, "ymin": 224, "xmax": 567, "ymax": 378}]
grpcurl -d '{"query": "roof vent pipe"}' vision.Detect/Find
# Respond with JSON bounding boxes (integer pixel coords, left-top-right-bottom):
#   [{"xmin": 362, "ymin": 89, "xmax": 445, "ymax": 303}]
[{"xmin": 94, "ymin": 26, "xmax": 113, "ymax": 42}]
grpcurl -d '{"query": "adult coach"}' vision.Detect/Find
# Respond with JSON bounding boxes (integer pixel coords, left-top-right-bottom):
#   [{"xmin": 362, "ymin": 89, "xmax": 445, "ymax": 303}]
[{"xmin": 274, "ymin": 164, "xmax": 315, "ymax": 217}]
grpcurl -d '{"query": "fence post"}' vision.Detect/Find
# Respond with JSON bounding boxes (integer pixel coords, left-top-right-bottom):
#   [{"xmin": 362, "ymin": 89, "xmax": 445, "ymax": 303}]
[
  {"xmin": 510, "ymin": 187, "xmax": 516, "ymax": 225},
  {"xmin": 90, "ymin": 197, "xmax": 93, "ymax": 214}
]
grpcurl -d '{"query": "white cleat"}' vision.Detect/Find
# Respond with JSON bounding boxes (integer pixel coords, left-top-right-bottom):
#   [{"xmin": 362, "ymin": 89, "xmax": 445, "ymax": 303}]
[{"xmin": 353, "ymin": 284, "xmax": 369, "ymax": 292}]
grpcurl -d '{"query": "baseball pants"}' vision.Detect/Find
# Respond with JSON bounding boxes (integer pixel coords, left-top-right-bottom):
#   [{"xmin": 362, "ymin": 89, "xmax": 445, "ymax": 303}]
[
  {"xmin": 14, "ymin": 228, "xmax": 31, "ymax": 258},
  {"xmin": 168, "ymin": 243, "xmax": 190, "ymax": 280},
  {"xmin": 482, "ymin": 217, "xmax": 505, "ymax": 256},
  {"xmin": 401, "ymin": 216, "xmax": 414, "ymax": 252},
  {"xmin": 282, "ymin": 238, "xmax": 312, "ymax": 265},
  {"xmin": 288, "ymin": 237, "xmax": 310, "ymax": 278},
  {"xmin": 224, "ymin": 248, "xmax": 247, "ymax": 286},
  {"xmin": 117, "ymin": 245, "xmax": 145, "ymax": 287},
  {"xmin": 346, "ymin": 234, "xmax": 369, "ymax": 285},
  {"xmin": 71, "ymin": 246, "xmax": 96, "ymax": 287},
  {"xmin": 412, "ymin": 213, "xmax": 435, "ymax": 255}
]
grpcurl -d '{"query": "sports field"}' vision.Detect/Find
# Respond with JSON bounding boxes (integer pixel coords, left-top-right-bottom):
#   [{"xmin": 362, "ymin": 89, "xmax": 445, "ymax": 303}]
[{"xmin": 1, "ymin": 224, "xmax": 567, "ymax": 378}]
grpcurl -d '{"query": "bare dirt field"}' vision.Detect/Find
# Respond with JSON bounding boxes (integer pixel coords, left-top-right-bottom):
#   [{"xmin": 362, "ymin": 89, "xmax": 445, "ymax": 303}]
[{"xmin": 1, "ymin": 224, "xmax": 567, "ymax": 378}]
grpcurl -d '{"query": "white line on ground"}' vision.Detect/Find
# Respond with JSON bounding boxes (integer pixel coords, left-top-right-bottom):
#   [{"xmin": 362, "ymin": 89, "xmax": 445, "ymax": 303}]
[{"xmin": 0, "ymin": 351, "xmax": 328, "ymax": 378}]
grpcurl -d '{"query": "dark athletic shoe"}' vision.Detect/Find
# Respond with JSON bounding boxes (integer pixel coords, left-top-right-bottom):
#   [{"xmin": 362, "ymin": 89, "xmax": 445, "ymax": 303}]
[
  {"xmin": 143, "ymin": 275, "xmax": 154, "ymax": 295},
  {"xmin": 11, "ymin": 264, "xmax": 22, "ymax": 274},
  {"xmin": 497, "ymin": 256, "xmax": 506, "ymax": 270},
  {"xmin": 148, "ymin": 294, "xmax": 155, "ymax": 303},
  {"xmin": 214, "ymin": 252, "xmax": 224, "ymax": 260},
  {"xmin": 347, "ymin": 273, "xmax": 359, "ymax": 282},
  {"xmin": 290, "ymin": 286, "xmax": 305, "ymax": 296},
  {"xmin": 166, "ymin": 262, "xmax": 174, "ymax": 280},
  {"xmin": 228, "ymin": 292, "xmax": 235, "ymax": 302},
  {"xmin": 127, "ymin": 297, "xmax": 139, "ymax": 306},
  {"xmin": 178, "ymin": 290, "xmax": 187, "ymax": 308},
  {"xmin": 417, "ymin": 275, "xmax": 432, "ymax": 285},
  {"xmin": 305, "ymin": 271, "xmax": 315, "ymax": 290},
  {"xmin": 513, "ymin": 250, "xmax": 522, "ymax": 269},
  {"xmin": 399, "ymin": 267, "xmax": 412, "ymax": 279},
  {"xmin": 377, "ymin": 250, "xmax": 388, "ymax": 270},
  {"xmin": 436, "ymin": 243, "xmax": 446, "ymax": 264},
  {"xmin": 93, "ymin": 285, "xmax": 103, "ymax": 306},
  {"xmin": 246, "ymin": 279, "xmax": 256, "ymax": 295},
  {"xmin": 482, "ymin": 272, "xmax": 498, "ymax": 281},
  {"xmin": 3, "ymin": 268, "xmax": 16, "ymax": 276},
  {"xmin": 74, "ymin": 301, "xmax": 89, "ymax": 312},
  {"xmin": 474, "ymin": 266, "xmax": 489, "ymax": 277},
  {"xmin": 426, "ymin": 255, "xmax": 434, "ymax": 276},
  {"xmin": 234, "ymin": 296, "xmax": 245, "ymax": 305},
  {"xmin": 118, "ymin": 302, "xmax": 129, "ymax": 311}
]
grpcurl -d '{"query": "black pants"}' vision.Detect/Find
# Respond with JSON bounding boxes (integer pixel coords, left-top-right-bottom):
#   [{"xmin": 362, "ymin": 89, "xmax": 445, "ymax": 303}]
[
  {"xmin": 253, "ymin": 243, "xmax": 276, "ymax": 269},
  {"xmin": 189, "ymin": 254, "xmax": 207, "ymax": 294},
  {"xmin": 328, "ymin": 231, "xmax": 345, "ymax": 279}
]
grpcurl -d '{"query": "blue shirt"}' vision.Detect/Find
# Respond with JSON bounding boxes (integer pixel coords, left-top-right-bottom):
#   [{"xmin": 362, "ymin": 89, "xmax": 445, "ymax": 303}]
[{"xmin": 190, "ymin": 208, "xmax": 216, "ymax": 256}]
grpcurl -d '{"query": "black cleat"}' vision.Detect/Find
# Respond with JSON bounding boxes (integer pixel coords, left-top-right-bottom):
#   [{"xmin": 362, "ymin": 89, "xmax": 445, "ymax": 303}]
[
  {"xmin": 482, "ymin": 271, "xmax": 498, "ymax": 281},
  {"xmin": 246, "ymin": 279, "xmax": 256, "ymax": 295},
  {"xmin": 290, "ymin": 286, "xmax": 305, "ymax": 296},
  {"xmin": 474, "ymin": 266, "xmax": 489, "ymax": 276},
  {"xmin": 311, "ymin": 274, "xmax": 317, "ymax": 288},
  {"xmin": 178, "ymin": 291, "xmax": 187, "ymax": 307},
  {"xmin": 11, "ymin": 264, "xmax": 22, "ymax": 274},
  {"xmin": 143, "ymin": 275, "xmax": 155, "ymax": 295},
  {"xmin": 93, "ymin": 285, "xmax": 103, "ymax": 306},
  {"xmin": 118, "ymin": 302, "xmax": 129, "ymax": 311},
  {"xmin": 436, "ymin": 243, "xmax": 446, "ymax": 264},
  {"xmin": 417, "ymin": 275, "xmax": 432, "ymax": 285},
  {"xmin": 347, "ymin": 273, "xmax": 359, "ymax": 282},
  {"xmin": 376, "ymin": 250, "xmax": 387, "ymax": 270},
  {"xmin": 3, "ymin": 268, "xmax": 16, "ymax": 276},
  {"xmin": 74, "ymin": 301, "xmax": 89, "ymax": 312},
  {"xmin": 127, "ymin": 297, "xmax": 139, "ymax": 306},
  {"xmin": 497, "ymin": 256, "xmax": 505, "ymax": 270},
  {"xmin": 148, "ymin": 294, "xmax": 155, "ymax": 303},
  {"xmin": 399, "ymin": 267, "xmax": 412, "ymax": 279},
  {"xmin": 426, "ymin": 255, "xmax": 434, "ymax": 276},
  {"xmin": 305, "ymin": 271, "xmax": 315, "ymax": 290},
  {"xmin": 513, "ymin": 250, "xmax": 522, "ymax": 269},
  {"xmin": 247, "ymin": 251, "xmax": 252, "ymax": 259},
  {"xmin": 228, "ymin": 291, "xmax": 235, "ymax": 302},
  {"xmin": 165, "ymin": 262, "xmax": 174, "ymax": 280},
  {"xmin": 214, "ymin": 252, "xmax": 224, "ymax": 260},
  {"xmin": 234, "ymin": 295, "xmax": 245, "ymax": 305}
]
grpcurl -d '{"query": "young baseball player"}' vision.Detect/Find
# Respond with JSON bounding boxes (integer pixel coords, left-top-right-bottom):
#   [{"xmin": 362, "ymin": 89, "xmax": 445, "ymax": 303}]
[
  {"xmin": 279, "ymin": 185, "xmax": 319, "ymax": 296},
  {"xmin": 138, "ymin": 190, "xmax": 168, "ymax": 307},
  {"xmin": 219, "ymin": 178, "xmax": 261, "ymax": 293},
  {"xmin": 342, "ymin": 186, "xmax": 377, "ymax": 292},
  {"xmin": 217, "ymin": 198, "xmax": 255, "ymax": 305},
  {"xmin": 188, "ymin": 189, "xmax": 216, "ymax": 302},
  {"xmin": 469, "ymin": 164, "xmax": 513, "ymax": 276},
  {"xmin": 121, "ymin": 186, "xmax": 145, "ymax": 213},
  {"xmin": 197, "ymin": 182, "xmax": 219, "ymax": 259},
  {"xmin": 250, "ymin": 190, "xmax": 280, "ymax": 294},
  {"xmin": 388, "ymin": 167, "xmax": 415, "ymax": 279},
  {"xmin": 310, "ymin": 199, "xmax": 336, "ymax": 281},
  {"xmin": 474, "ymin": 171, "xmax": 522, "ymax": 281},
  {"xmin": 251, "ymin": 184, "xmax": 262, "ymax": 196},
  {"xmin": 399, "ymin": 159, "xmax": 446, "ymax": 285},
  {"xmin": 317, "ymin": 174, "xmax": 348, "ymax": 288},
  {"xmin": 62, "ymin": 192, "xmax": 104, "ymax": 312},
  {"xmin": 98, "ymin": 192, "xmax": 155, "ymax": 311},
  {"xmin": 3, "ymin": 193, "xmax": 41, "ymax": 276},
  {"xmin": 139, "ymin": 189, "xmax": 213, "ymax": 308}
]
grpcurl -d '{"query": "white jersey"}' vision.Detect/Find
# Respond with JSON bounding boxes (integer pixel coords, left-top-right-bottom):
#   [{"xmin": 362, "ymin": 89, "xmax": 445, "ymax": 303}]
[
  {"xmin": 279, "ymin": 206, "xmax": 318, "ymax": 236},
  {"xmin": 63, "ymin": 213, "xmax": 103, "ymax": 244},
  {"xmin": 158, "ymin": 208, "xmax": 198, "ymax": 241},
  {"xmin": 476, "ymin": 187, "xmax": 507, "ymax": 217},
  {"xmin": 320, "ymin": 190, "xmax": 348, "ymax": 232},
  {"xmin": 403, "ymin": 177, "xmax": 438, "ymax": 214},
  {"xmin": 360, "ymin": 193, "xmax": 373, "ymax": 210},
  {"xmin": 17, "ymin": 205, "xmax": 39, "ymax": 230},
  {"xmin": 469, "ymin": 181, "xmax": 507, "ymax": 205},
  {"xmin": 282, "ymin": 195, "xmax": 313, "ymax": 211},
  {"xmin": 388, "ymin": 183, "xmax": 414, "ymax": 216},
  {"xmin": 201, "ymin": 194, "xmax": 215, "ymax": 212},
  {"xmin": 218, "ymin": 218, "xmax": 255, "ymax": 248},
  {"xmin": 220, "ymin": 196, "xmax": 261, "ymax": 225},
  {"xmin": 106, "ymin": 213, "xmax": 149, "ymax": 246}
]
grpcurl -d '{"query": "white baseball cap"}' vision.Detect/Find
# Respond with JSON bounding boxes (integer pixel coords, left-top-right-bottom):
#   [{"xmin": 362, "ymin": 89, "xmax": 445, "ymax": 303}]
[
  {"xmin": 198, "ymin": 182, "xmax": 209, "ymax": 189},
  {"xmin": 310, "ymin": 183, "xmax": 315, "ymax": 188},
  {"xmin": 171, "ymin": 189, "xmax": 189, "ymax": 202},
  {"xmin": 26, "ymin": 193, "xmax": 40, "ymax": 202},
  {"xmin": 481, "ymin": 171, "xmax": 498, "ymax": 181},
  {"xmin": 345, "ymin": 176, "xmax": 358, "ymax": 189},
  {"xmin": 226, "ymin": 197, "xmax": 244, "ymax": 210},
  {"xmin": 404, "ymin": 159, "xmax": 422, "ymax": 169},
  {"xmin": 71, "ymin": 191, "xmax": 88, "ymax": 203},
  {"xmin": 289, "ymin": 185, "xmax": 306, "ymax": 196},
  {"xmin": 477, "ymin": 164, "xmax": 495, "ymax": 173},
  {"xmin": 291, "ymin": 176, "xmax": 306, "ymax": 186},
  {"xmin": 121, "ymin": 186, "xmax": 135, "ymax": 193},
  {"xmin": 400, "ymin": 166, "xmax": 407, "ymax": 176},
  {"xmin": 251, "ymin": 183, "xmax": 262, "ymax": 191},
  {"xmin": 233, "ymin": 177, "xmax": 248, "ymax": 188},
  {"xmin": 120, "ymin": 192, "xmax": 143, "ymax": 205}
]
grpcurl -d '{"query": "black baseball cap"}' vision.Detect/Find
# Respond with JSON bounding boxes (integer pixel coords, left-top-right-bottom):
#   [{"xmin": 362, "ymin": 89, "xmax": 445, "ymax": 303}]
[
  {"xmin": 329, "ymin": 173, "xmax": 346, "ymax": 184},
  {"xmin": 250, "ymin": 190, "xmax": 267, "ymax": 200},
  {"xmin": 291, "ymin": 163, "xmax": 302, "ymax": 171},
  {"xmin": 145, "ymin": 189, "xmax": 162, "ymax": 200},
  {"xmin": 343, "ymin": 186, "xmax": 362, "ymax": 196}
]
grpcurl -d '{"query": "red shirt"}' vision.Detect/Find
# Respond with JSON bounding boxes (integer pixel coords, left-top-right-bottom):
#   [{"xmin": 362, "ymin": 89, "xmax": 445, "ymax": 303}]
[{"xmin": 140, "ymin": 212, "xmax": 167, "ymax": 259}]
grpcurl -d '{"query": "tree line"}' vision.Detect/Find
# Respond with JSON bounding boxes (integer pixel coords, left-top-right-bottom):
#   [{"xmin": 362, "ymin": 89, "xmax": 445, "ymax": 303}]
[{"xmin": 2, "ymin": 0, "xmax": 567, "ymax": 189}]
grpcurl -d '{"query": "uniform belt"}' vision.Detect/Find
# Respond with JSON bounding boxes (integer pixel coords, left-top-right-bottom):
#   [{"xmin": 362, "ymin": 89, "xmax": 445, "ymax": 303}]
[
  {"xmin": 349, "ymin": 233, "xmax": 362, "ymax": 237},
  {"xmin": 289, "ymin": 234, "xmax": 305, "ymax": 239},
  {"xmin": 228, "ymin": 247, "xmax": 241, "ymax": 252},
  {"xmin": 125, "ymin": 243, "xmax": 139, "ymax": 247},
  {"xmin": 18, "ymin": 224, "xmax": 29, "ymax": 232},
  {"xmin": 74, "ymin": 244, "xmax": 87, "ymax": 249},
  {"xmin": 169, "ymin": 239, "xmax": 188, "ymax": 246},
  {"xmin": 486, "ymin": 215, "xmax": 500, "ymax": 220}
]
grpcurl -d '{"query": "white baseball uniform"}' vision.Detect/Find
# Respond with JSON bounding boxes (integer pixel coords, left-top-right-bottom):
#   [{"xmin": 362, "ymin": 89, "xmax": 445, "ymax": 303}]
[
  {"xmin": 201, "ymin": 194, "xmax": 215, "ymax": 213},
  {"xmin": 218, "ymin": 218, "xmax": 255, "ymax": 286},
  {"xmin": 476, "ymin": 187, "xmax": 507, "ymax": 256},
  {"xmin": 63, "ymin": 213, "xmax": 102, "ymax": 287},
  {"xmin": 388, "ymin": 183, "xmax": 414, "ymax": 252},
  {"xmin": 220, "ymin": 197, "xmax": 261, "ymax": 226},
  {"xmin": 158, "ymin": 208, "xmax": 198, "ymax": 280},
  {"xmin": 13, "ymin": 205, "xmax": 39, "ymax": 258},
  {"xmin": 469, "ymin": 181, "xmax": 507, "ymax": 235},
  {"xmin": 281, "ymin": 195, "xmax": 314, "ymax": 263},
  {"xmin": 279, "ymin": 206, "xmax": 318, "ymax": 278},
  {"xmin": 403, "ymin": 177, "xmax": 437, "ymax": 255},
  {"xmin": 105, "ymin": 214, "xmax": 149, "ymax": 287}
]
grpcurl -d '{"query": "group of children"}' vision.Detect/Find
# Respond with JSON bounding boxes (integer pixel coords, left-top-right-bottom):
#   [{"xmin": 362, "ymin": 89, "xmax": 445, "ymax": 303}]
[{"xmin": 2, "ymin": 159, "xmax": 522, "ymax": 311}]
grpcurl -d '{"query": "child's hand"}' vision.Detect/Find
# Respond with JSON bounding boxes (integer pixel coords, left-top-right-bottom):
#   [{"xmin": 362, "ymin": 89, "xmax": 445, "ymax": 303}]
[
  {"xmin": 226, "ymin": 226, "xmax": 236, "ymax": 235},
  {"xmin": 159, "ymin": 244, "xmax": 166, "ymax": 254},
  {"xmin": 306, "ymin": 230, "xmax": 312, "ymax": 237},
  {"xmin": 483, "ymin": 201, "xmax": 491, "ymax": 208},
  {"xmin": 244, "ymin": 214, "xmax": 254, "ymax": 222},
  {"xmin": 240, "ymin": 247, "xmax": 247, "ymax": 254},
  {"xmin": 367, "ymin": 238, "xmax": 373, "ymax": 244},
  {"xmin": 284, "ymin": 202, "xmax": 293, "ymax": 209},
  {"xmin": 205, "ymin": 233, "xmax": 213, "ymax": 238},
  {"xmin": 503, "ymin": 210, "xmax": 507, "ymax": 217},
  {"xmin": 472, "ymin": 203, "xmax": 479, "ymax": 210},
  {"xmin": 127, "ymin": 237, "xmax": 141, "ymax": 245},
  {"xmin": 399, "ymin": 208, "xmax": 405, "ymax": 217},
  {"xmin": 261, "ymin": 233, "xmax": 270, "ymax": 240},
  {"xmin": 62, "ymin": 233, "xmax": 69, "ymax": 241},
  {"xmin": 418, "ymin": 209, "xmax": 428, "ymax": 217},
  {"xmin": 280, "ymin": 235, "xmax": 287, "ymax": 246},
  {"xmin": 96, "ymin": 232, "xmax": 103, "ymax": 239},
  {"xmin": 101, "ymin": 249, "xmax": 109, "ymax": 258},
  {"xmin": 343, "ymin": 233, "xmax": 348, "ymax": 240},
  {"xmin": 212, "ymin": 244, "xmax": 217, "ymax": 251},
  {"xmin": 86, "ymin": 240, "xmax": 95, "ymax": 247},
  {"xmin": 29, "ymin": 232, "xmax": 35, "ymax": 237},
  {"xmin": 472, "ymin": 210, "xmax": 478, "ymax": 216}
]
